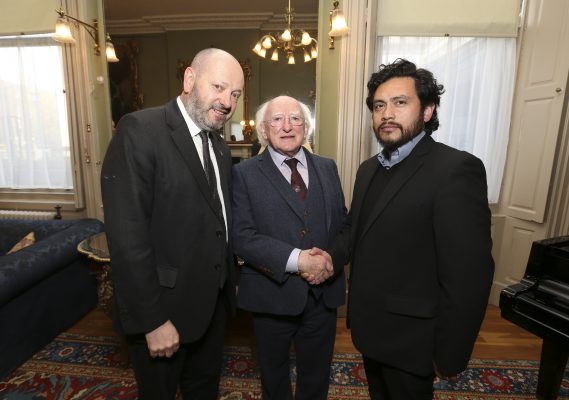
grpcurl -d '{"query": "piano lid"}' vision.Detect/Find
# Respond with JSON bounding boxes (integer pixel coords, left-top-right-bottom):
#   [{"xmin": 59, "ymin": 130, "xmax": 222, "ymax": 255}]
[{"xmin": 526, "ymin": 235, "xmax": 569, "ymax": 283}]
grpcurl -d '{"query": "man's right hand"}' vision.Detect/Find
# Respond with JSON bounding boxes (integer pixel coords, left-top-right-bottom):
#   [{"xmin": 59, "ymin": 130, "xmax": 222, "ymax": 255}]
[
  {"xmin": 145, "ymin": 320, "xmax": 180, "ymax": 358},
  {"xmin": 298, "ymin": 248, "xmax": 333, "ymax": 285}
]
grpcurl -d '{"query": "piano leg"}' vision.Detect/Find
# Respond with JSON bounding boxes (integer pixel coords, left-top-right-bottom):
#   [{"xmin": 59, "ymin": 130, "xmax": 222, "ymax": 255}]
[{"xmin": 536, "ymin": 338, "xmax": 568, "ymax": 400}]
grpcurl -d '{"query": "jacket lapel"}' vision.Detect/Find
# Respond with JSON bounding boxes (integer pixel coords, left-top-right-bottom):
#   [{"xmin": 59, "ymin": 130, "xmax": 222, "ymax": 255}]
[
  {"xmin": 257, "ymin": 151, "xmax": 305, "ymax": 221},
  {"xmin": 210, "ymin": 132, "xmax": 232, "ymax": 222},
  {"xmin": 305, "ymin": 150, "xmax": 332, "ymax": 232},
  {"xmin": 358, "ymin": 135, "xmax": 434, "ymax": 240},
  {"xmin": 349, "ymin": 159, "xmax": 377, "ymax": 244},
  {"xmin": 165, "ymin": 100, "xmax": 220, "ymax": 217}
]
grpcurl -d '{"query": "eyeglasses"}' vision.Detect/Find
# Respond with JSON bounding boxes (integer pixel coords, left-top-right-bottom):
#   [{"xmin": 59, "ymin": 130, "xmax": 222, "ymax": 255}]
[{"xmin": 265, "ymin": 114, "xmax": 305, "ymax": 127}]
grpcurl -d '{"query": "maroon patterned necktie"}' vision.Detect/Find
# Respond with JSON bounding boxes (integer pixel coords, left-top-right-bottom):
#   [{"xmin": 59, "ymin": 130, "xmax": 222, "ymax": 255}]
[{"xmin": 284, "ymin": 158, "xmax": 307, "ymax": 200}]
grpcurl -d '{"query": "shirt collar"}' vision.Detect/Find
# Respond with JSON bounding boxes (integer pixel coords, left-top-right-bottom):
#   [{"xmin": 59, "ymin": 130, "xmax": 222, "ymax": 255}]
[
  {"xmin": 176, "ymin": 96, "xmax": 201, "ymax": 137},
  {"xmin": 267, "ymin": 145, "xmax": 307, "ymax": 167},
  {"xmin": 377, "ymin": 131, "xmax": 426, "ymax": 169}
]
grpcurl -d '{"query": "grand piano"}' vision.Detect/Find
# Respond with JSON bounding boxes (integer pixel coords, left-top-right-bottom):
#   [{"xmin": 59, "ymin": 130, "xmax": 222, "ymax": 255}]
[{"xmin": 500, "ymin": 235, "xmax": 569, "ymax": 400}]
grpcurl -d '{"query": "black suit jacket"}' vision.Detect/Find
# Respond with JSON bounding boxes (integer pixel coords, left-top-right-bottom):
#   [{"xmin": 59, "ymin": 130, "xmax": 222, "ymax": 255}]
[
  {"xmin": 331, "ymin": 135, "xmax": 494, "ymax": 376},
  {"xmin": 101, "ymin": 98, "xmax": 236, "ymax": 343}
]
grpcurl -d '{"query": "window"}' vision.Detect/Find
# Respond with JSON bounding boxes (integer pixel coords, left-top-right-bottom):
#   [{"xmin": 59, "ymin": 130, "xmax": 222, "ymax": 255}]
[
  {"xmin": 378, "ymin": 36, "xmax": 517, "ymax": 203},
  {"xmin": 0, "ymin": 34, "xmax": 73, "ymax": 190}
]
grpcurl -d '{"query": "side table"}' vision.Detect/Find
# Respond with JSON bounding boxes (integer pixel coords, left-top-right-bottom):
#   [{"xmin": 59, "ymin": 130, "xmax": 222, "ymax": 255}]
[
  {"xmin": 77, "ymin": 232, "xmax": 113, "ymax": 316},
  {"xmin": 77, "ymin": 232, "xmax": 129, "ymax": 367}
]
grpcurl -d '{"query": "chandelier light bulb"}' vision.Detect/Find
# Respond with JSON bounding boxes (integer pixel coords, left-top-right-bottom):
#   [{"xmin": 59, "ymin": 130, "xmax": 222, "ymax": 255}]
[
  {"xmin": 259, "ymin": 48, "xmax": 267, "ymax": 58},
  {"xmin": 253, "ymin": 42, "xmax": 262, "ymax": 53},
  {"xmin": 310, "ymin": 46, "xmax": 318, "ymax": 59},
  {"xmin": 250, "ymin": 120, "xmax": 255, "ymax": 126},
  {"xmin": 301, "ymin": 32, "xmax": 312, "ymax": 46},
  {"xmin": 240, "ymin": 120, "xmax": 246, "ymax": 126},
  {"xmin": 288, "ymin": 53, "xmax": 295, "ymax": 64},
  {"xmin": 262, "ymin": 37, "xmax": 273, "ymax": 49},
  {"xmin": 271, "ymin": 49, "xmax": 279, "ymax": 61},
  {"xmin": 281, "ymin": 29, "xmax": 292, "ymax": 42},
  {"xmin": 303, "ymin": 50, "xmax": 311, "ymax": 63}
]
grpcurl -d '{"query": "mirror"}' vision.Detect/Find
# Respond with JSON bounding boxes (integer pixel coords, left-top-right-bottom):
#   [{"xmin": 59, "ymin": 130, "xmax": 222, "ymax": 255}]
[
  {"xmin": 108, "ymin": 40, "xmax": 143, "ymax": 125},
  {"xmin": 104, "ymin": 0, "xmax": 318, "ymax": 154}
]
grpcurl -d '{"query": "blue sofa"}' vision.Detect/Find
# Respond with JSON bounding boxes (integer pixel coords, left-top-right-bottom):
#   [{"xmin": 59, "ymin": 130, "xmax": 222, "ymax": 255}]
[{"xmin": 0, "ymin": 218, "xmax": 103, "ymax": 379}]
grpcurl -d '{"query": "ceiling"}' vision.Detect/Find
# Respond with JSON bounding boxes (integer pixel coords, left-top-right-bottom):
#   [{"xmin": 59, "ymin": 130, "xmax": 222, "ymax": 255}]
[{"xmin": 104, "ymin": 0, "xmax": 320, "ymax": 35}]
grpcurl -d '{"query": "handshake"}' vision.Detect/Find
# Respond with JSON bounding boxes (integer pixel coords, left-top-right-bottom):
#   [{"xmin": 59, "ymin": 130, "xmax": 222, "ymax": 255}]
[{"xmin": 298, "ymin": 248, "xmax": 334, "ymax": 285}]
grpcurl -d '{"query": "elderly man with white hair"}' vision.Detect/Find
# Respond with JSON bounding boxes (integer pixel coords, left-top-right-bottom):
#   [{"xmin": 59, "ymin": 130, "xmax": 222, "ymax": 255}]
[{"xmin": 231, "ymin": 95, "xmax": 347, "ymax": 400}]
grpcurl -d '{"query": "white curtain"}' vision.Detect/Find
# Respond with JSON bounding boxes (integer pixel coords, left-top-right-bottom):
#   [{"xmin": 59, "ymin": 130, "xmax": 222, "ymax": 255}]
[
  {"xmin": 0, "ymin": 35, "xmax": 73, "ymax": 189},
  {"xmin": 378, "ymin": 36, "xmax": 516, "ymax": 203}
]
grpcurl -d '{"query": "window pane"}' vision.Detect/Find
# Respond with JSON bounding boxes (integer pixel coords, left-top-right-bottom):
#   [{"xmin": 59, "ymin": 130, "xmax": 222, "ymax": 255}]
[
  {"xmin": 0, "ymin": 36, "xmax": 73, "ymax": 189},
  {"xmin": 378, "ymin": 36, "xmax": 516, "ymax": 203}
]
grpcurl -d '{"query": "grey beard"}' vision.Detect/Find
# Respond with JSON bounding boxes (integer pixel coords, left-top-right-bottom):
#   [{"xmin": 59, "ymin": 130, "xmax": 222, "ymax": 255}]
[{"xmin": 185, "ymin": 90, "xmax": 226, "ymax": 132}]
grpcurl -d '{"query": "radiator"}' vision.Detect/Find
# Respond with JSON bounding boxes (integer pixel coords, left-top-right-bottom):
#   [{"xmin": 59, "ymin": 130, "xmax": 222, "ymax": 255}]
[{"xmin": 0, "ymin": 210, "xmax": 56, "ymax": 220}]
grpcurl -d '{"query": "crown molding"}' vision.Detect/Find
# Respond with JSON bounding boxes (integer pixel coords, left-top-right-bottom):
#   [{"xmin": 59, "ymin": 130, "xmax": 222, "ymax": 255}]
[{"xmin": 106, "ymin": 12, "xmax": 318, "ymax": 35}]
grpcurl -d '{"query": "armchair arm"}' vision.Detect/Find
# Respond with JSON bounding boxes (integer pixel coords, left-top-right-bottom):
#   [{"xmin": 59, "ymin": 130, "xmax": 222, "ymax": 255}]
[{"xmin": 0, "ymin": 218, "xmax": 103, "ymax": 306}]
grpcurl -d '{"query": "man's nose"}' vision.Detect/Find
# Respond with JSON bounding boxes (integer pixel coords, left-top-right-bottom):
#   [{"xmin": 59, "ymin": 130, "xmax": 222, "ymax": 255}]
[
  {"xmin": 381, "ymin": 104, "xmax": 395, "ymax": 120},
  {"xmin": 282, "ymin": 117, "xmax": 293, "ymax": 131},
  {"xmin": 220, "ymin": 91, "xmax": 232, "ymax": 108}
]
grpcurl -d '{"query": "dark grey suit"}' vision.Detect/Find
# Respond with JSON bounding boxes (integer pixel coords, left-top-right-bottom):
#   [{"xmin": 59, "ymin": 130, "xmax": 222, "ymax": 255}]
[{"xmin": 232, "ymin": 147, "xmax": 347, "ymax": 400}]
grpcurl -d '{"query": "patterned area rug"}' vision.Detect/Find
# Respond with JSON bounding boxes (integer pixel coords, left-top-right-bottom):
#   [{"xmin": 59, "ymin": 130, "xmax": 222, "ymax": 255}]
[{"xmin": 0, "ymin": 333, "xmax": 567, "ymax": 399}]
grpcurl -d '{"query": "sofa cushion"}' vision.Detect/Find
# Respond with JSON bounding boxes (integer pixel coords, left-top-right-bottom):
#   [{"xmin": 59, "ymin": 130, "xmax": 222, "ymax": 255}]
[{"xmin": 6, "ymin": 232, "xmax": 35, "ymax": 255}]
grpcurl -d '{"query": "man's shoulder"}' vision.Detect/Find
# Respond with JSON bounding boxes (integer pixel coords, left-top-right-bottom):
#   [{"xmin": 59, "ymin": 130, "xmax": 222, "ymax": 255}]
[
  {"xmin": 233, "ymin": 153, "xmax": 262, "ymax": 172},
  {"xmin": 306, "ymin": 151, "xmax": 337, "ymax": 169},
  {"xmin": 430, "ymin": 140, "xmax": 481, "ymax": 165},
  {"xmin": 117, "ymin": 102, "xmax": 170, "ymax": 128},
  {"xmin": 359, "ymin": 155, "xmax": 379, "ymax": 170},
  {"xmin": 425, "ymin": 140, "xmax": 487, "ymax": 179}
]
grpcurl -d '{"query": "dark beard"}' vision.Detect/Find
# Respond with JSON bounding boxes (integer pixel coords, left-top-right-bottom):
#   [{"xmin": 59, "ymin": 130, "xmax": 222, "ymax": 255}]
[
  {"xmin": 185, "ymin": 88, "xmax": 230, "ymax": 131},
  {"xmin": 376, "ymin": 115, "xmax": 425, "ymax": 157}
]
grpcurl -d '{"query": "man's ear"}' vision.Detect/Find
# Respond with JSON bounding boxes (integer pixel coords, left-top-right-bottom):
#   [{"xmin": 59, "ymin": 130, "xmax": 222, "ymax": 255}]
[
  {"xmin": 423, "ymin": 103, "xmax": 435, "ymax": 122},
  {"xmin": 183, "ymin": 67, "xmax": 195, "ymax": 94}
]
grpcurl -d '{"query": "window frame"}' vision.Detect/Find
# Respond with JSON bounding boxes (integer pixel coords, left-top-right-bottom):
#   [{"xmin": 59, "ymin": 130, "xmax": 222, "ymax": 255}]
[{"xmin": 0, "ymin": 32, "xmax": 88, "ymax": 212}]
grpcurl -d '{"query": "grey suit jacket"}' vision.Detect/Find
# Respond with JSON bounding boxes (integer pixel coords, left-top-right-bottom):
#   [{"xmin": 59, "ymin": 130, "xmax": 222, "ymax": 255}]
[{"xmin": 232, "ymin": 148, "xmax": 347, "ymax": 315}]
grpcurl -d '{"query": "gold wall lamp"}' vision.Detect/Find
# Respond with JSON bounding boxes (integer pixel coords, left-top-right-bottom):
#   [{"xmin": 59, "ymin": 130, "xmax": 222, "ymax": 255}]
[
  {"xmin": 328, "ymin": 0, "xmax": 350, "ymax": 49},
  {"xmin": 53, "ymin": 7, "xmax": 119, "ymax": 62}
]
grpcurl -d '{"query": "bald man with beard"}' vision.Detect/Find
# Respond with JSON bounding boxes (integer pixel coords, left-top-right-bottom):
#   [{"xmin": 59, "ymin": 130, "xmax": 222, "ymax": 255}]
[{"xmin": 101, "ymin": 48, "xmax": 244, "ymax": 399}]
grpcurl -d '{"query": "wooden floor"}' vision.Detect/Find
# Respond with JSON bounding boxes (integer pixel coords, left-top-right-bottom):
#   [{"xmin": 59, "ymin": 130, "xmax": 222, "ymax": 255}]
[{"xmin": 68, "ymin": 304, "xmax": 543, "ymax": 361}]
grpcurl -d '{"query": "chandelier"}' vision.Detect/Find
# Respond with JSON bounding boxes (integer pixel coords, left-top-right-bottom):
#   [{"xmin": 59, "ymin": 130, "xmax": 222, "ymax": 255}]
[{"xmin": 252, "ymin": 0, "xmax": 318, "ymax": 64}]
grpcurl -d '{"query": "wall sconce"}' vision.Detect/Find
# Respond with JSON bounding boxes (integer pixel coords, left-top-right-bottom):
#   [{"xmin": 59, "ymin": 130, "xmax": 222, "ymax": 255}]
[
  {"xmin": 328, "ymin": 0, "xmax": 350, "ymax": 49},
  {"xmin": 53, "ymin": 8, "xmax": 120, "ymax": 63},
  {"xmin": 105, "ymin": 34, "xmax": 119, "ymax": 62}
]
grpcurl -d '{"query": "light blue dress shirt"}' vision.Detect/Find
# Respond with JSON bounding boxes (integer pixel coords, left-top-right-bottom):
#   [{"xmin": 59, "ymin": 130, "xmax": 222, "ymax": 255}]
[{"xmin": 377, "ymin": 131, "xmax": 426, "ymax": 169}]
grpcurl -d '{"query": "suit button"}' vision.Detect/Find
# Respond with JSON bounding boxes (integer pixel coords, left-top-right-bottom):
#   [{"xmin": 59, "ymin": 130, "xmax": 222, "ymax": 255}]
[
  {"xmin": 300, "ymin": 229, "xmax": 307, "ymax": 237},
  {"xmin": 216, "ymin": 231, "xmax": 223, "ymax": 238},
  {"xmin": 214, "ymin": 264, "xmax": 221, "ymax": 270},
  {"xmin": 303, "ymin": 210, "xmax": 310, "ymax": 217}
]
